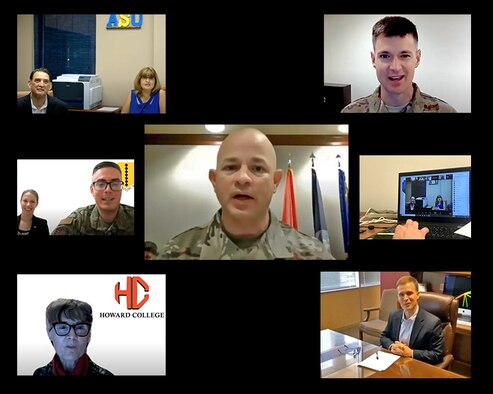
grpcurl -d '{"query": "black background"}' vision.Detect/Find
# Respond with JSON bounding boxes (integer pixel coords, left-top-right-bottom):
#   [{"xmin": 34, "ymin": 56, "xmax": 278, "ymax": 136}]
[{"xmin": 14, "ymin": 1, "xmax": 478, "ymax": 388}]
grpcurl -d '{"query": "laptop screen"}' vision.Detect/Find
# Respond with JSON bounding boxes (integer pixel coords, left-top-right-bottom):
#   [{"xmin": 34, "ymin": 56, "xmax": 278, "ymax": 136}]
[{"xmin": 397, "ymin": 166, "xmax": 471, "ymax": 224}]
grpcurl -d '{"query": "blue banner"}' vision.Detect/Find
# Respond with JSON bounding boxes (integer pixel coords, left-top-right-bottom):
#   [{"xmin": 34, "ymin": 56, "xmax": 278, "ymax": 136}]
[
  {"xmin": 339, "ymin": 168, "xmax": 349, "ymax": 253},
  {"xmin": 312, "ymin": 168, "xmax": 332, "ymax": 256}
]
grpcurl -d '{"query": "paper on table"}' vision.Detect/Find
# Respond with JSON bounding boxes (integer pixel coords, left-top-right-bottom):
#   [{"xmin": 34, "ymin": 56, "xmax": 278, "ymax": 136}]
[
  {"xmin": 455, "ymin": 222, "xmax": 471, "ymax": 238},
  {"xmin": 97, "ymin": 106, "xmax": 120, "ymax": 112},
  {"xmin": 357, "ymin": 351, "xmax": 400, "ymax": 371}
]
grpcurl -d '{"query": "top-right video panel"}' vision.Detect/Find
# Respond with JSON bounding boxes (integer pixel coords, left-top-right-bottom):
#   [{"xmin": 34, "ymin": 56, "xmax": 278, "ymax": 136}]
[{"xmin": 323, "ymin": 14, "xmax": 471, "ymax": 113}]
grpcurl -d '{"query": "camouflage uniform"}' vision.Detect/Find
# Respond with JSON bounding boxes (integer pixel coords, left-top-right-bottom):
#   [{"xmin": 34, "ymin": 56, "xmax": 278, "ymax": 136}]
[
  {"xmin": 51, "ymin": 204, "xmax": 134, "ymax": 235},
  {"xmin": 341, "ymin": 83, "xmax": 457, "ymax": 113},
  {"xmin": 158, "ymin": 210, "xmax": 335, "ymax": 260}
]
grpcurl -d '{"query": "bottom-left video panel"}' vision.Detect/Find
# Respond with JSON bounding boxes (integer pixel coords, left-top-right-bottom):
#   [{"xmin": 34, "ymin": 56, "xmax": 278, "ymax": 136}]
[{"xmin": 17, "ymin": 274, "xmax": 166, "ymax": 376}]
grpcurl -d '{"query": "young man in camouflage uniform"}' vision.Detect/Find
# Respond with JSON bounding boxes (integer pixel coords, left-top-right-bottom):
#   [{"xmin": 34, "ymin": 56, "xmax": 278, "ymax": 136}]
[
  {"xmin": 341, "ymin": 16, "xmax": 457, "ymax": 113},
  {"xmin": 51, "ymin": 161, "xmax": 134, "ymax": 235},
  {"xmin": 158, "ymin": 128, "xmax": 334, "ymax": 260}
]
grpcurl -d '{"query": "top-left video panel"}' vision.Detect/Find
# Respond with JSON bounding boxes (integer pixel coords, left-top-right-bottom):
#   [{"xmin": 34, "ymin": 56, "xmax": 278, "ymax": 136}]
[{"xmin": 17, "ymin": 14, "xmax": 166, "ymax": 114}]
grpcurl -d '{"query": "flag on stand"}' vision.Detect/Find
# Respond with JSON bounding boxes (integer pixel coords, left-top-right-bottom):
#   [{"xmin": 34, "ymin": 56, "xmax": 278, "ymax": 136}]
[
  {"xmin": 281, "ymin": 167, "xmax": 298, "ymax": 229},
  {"xmin": 311, "ymin": 167, "xmax": 332, "ymax": 256},
  {"xmin": 339, "ymin": 168, "xmax": 349, "ymax": 253}
]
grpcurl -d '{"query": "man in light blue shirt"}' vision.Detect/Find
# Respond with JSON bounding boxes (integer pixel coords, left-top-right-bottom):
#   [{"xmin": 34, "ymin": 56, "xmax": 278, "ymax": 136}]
[{"xmin": 381, "ymin": 275, "xmax": 444, "ymax": 364}]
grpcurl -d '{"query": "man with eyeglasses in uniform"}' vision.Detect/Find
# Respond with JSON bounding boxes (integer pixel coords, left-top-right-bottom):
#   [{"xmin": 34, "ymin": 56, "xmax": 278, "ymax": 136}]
[
  {"xmin": 51, "ymin": 161, "xmax": 134, "ymax": 235},
  {"xmin": 34, "ymin": 298, "xmax": 113, "ymax": 376}
]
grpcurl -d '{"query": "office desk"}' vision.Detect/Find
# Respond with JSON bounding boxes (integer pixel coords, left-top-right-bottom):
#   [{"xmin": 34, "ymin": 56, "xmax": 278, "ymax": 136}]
[
  {"xmin": 68, "ymin": 105, "xmax": 121, "ymax": 113},
  {"xmin": 359, "ymin": 211, "xmax": 395, "ymax": 240},
  {"xmin": 359, "ymin": 223, "xmax": 395, "ymax": 240},
  {"xmin": 454, "ymin": 322, "xmax": 471, "ymax": 372},
  {"xmin": 321, "ymin": 329, "xmax": 466, "ymax": 378}
]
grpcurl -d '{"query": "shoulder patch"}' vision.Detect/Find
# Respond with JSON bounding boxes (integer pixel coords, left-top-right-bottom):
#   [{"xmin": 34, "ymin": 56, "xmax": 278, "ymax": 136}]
[
  {"xmin": 424, "ymin": 103, "xmax": 440, "ymax": 111},
  {"xmin": 58, "ymin": 217, "xmax": 73, "ymax": 225}
]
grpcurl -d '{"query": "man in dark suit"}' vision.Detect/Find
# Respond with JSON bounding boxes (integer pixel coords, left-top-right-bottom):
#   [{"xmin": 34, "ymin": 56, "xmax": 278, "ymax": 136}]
[
  {"xmin": 17, "ymin": 68, "xmax": 68, "ymax": 114},
  {"xmin": 381, "ymin": 275, "xmax": 444, "ymax": 364}
]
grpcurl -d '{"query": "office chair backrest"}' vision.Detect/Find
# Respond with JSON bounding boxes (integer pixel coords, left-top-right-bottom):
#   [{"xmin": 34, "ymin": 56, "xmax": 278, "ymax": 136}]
[
  {"xmin": 379, "ymin": 288, "xmax": 398, "ymax": 320},
  {"xmin": 17, "ymin": 90, "xmax": 53, "ymax": 99},
  {"xmin": 359, "ymin": 288, "xmax": 398, "ymax": 341},
  {"xmin": 418, "ymin": 292, "xmax": 459, "ymax": 367}
]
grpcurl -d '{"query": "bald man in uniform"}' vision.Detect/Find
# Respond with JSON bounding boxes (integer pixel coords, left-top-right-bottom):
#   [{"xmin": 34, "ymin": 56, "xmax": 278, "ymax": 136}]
[{"xmin": 158, "ymin": 128, "xmax": 334, "ymax": 260}]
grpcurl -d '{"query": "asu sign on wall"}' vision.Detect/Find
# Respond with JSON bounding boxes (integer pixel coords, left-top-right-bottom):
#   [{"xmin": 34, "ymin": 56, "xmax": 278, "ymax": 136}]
[{"xmin": 106, "ymin": 14, "xmax": 143, "ymax": 29}]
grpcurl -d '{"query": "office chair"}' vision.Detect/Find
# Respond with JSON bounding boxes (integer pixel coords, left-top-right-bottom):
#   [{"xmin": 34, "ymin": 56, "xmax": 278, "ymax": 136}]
[
  {"xmin": 17, "ymin": 90, "xmax": 53, "ymax": 99},
  {"xmin": 418, "ymin": 292, "xmax": 459, "ymax": 370},
  {"xmin": 359, "ymin": 288, "xmax": 398, "ymax": 341}
]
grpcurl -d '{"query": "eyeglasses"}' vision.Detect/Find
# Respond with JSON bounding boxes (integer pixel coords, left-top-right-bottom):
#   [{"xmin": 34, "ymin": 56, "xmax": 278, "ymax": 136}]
[
  {"xmin": 338, "ymin": 344, "xmax": 361, "ymax": 358},
  {"xmin": 92, "ymin": 180, "xmax": 124, "ymax": 191},
  {"xmin": 32, "ymin": 78, "xmax": 50, "ymax": 84},
  {"xmin": 52, "ymin": 322, "xmax": 91, "ymax": 337}
]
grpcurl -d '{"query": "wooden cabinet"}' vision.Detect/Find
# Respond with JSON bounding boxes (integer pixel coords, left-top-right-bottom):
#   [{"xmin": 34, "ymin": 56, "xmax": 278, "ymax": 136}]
[{"xmin": 323, "ymin": 83, "xmax": 351, "ymax": 113}]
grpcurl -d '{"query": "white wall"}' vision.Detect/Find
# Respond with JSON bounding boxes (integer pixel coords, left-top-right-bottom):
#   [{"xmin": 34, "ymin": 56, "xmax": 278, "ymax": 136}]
[
  {"xmin": 145, "ymin": 145, "xmax": 349, "ymax": 260},
  {"xmin": 359, "ymin": 155, "xmax": 471, "ymax": 213},
  {"xmin": 17, "ymin": 159, "xmax": 134, "ymax": 234},
  {"xmin": 324, "ymin": 14, "xmax": 471, "ymax": 112}
]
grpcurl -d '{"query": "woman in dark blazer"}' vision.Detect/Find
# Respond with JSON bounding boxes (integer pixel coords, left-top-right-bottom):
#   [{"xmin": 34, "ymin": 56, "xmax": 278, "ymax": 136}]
[{"xmin": 17, "ymin": 189, "xmax": 49, "ymax": 236}]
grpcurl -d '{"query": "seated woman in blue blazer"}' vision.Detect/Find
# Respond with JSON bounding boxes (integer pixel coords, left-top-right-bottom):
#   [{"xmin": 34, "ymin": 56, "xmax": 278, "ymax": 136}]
[
  {"xmin": 121, "ymin": 67, "xmax": 166, "ymax": 114},
  {"xmin": 432, "ymin": 195, "xmax": 447, "ymax": 211}
]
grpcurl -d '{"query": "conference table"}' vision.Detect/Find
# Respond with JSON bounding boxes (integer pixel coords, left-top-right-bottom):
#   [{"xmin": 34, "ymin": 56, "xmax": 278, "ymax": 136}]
[{"xmin": 321, "ymin": 329, "xmax": 466, "ymax": 378}]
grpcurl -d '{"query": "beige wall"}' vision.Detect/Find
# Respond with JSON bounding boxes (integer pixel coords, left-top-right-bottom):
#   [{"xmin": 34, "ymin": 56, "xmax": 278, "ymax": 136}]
[
  {"xmin": 17, "ymin": 14, "xmax": 166, "ymax": 106},
  {"xmin": 96, "ymin": 14, "xmax": 166, "ymax": 105},
  {"xmin": 17, "ymin": 15, "xmax": 34, "ymax": 91},
  {"xmin": 320, "ymin": 285, "xmax": 380, "ymax": 330},
  {"xmin": 360, "ymin": 155, "xmax": 471, "ymax": 213}
]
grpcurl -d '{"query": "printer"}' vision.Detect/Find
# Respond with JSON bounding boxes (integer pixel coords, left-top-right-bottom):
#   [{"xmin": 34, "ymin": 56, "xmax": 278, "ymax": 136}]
[
  {"xmin": 52, "ymin": 74, "xmax": 103, "ymax": 110},
  {"xmin": 415, "ymin": 196, "xmax": 428, "ymax": 208}
]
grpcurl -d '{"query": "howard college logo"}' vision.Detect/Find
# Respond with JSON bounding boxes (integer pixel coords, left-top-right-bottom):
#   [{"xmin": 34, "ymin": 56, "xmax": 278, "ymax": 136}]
[{"xmin": 115, "ymin": 276, "xmax": 149, "ymax": 309}]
